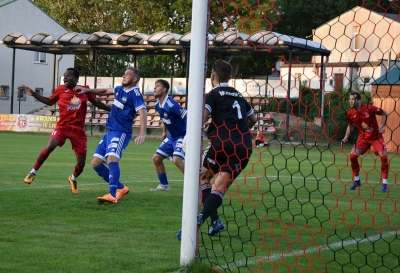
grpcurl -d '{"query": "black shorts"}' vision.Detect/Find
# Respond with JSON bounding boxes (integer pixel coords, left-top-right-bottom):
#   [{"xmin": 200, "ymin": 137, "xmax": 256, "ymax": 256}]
[{"xmin": 202, "ymin": 143, "xmax": 252, "ymax": 179}]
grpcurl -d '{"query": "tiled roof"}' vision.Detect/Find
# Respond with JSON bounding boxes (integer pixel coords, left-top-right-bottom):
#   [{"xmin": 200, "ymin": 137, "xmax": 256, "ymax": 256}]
[
  {"xmin": 0, "ymin": 0, "xmax": 16, "ymax": 7},
  {"xmin": 371, "ymin": 68, "xmax": 400, "ymax": 85},
  {"xmin": 0, "ymin": 30, "xmax": 331, "ymax": 56}
]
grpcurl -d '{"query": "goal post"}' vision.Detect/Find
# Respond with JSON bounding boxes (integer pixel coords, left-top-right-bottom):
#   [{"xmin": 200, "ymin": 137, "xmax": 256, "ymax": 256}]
[{"xmin": 179, "ymin": 0, "xmax": 209, "ymax": 266}]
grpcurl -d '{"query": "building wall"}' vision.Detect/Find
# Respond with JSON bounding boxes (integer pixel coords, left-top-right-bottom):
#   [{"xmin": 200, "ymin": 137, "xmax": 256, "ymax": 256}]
[
  {"xmin": 279, "ymin": 6, "xmax": 399, "ymax": 95},
  {"xmin": 372, "ymin": 94, "xmax": 400, "ymax": 153},
  {"xmin": 0, "ymin": 0, "xmax": 74, "ymax": 114},
  {"xmin": 313, "ymin": 6, "xmax": 400, "ymax": 64},
  {"xmin": 372, "ymin": 85, "xmax": 400, "ymax": 98}
]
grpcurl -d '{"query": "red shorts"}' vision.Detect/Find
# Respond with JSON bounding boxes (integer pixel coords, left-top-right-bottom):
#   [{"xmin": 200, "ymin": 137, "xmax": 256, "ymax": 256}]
[
  {"xmin": 50, "ymin": 126, "xmax": 88, "ymax": 155},
  {"xmin": 353, "ymin": 135, "xmax": 387, "ymax": 156}
]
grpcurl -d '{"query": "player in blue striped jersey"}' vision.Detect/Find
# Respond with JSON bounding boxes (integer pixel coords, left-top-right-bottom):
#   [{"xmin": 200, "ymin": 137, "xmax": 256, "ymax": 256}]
[
  {"xmin": 150, "ymin": 79, "xmax": 187, "ymax": 191},
  {"xmin": 78, "ymin": 67, "xmax": 147, "ymax": 203}
]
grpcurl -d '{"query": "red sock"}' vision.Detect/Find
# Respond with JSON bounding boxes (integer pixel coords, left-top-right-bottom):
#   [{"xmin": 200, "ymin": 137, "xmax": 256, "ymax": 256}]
[
  {"xmin": 350, "ymin": 153, "xmax": 360, "ymax": 177},
  {"xmin": 380, "ymin": 155, "xmax": 389, "ymax": 179},
  {"xmin": 33, "ymin": 148, "xmax": 51, "ymax": 171},
  {"xmin": 73, "ymin": 163, "xmax": 84, "ymax": 178}
]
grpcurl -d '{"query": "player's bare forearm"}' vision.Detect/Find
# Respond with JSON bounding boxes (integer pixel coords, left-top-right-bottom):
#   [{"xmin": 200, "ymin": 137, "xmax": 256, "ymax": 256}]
[
  {"xmin": 202, "ymin": 109, "xmax": 210, "ymax": 126},
  {"xmin": 248, "ymin": 113, "xmax": 257, "ymax": 129},
  {"xmin": 21, "ymin": 85, "xmax": 55, "ymax": 106},
  {"xmin": 33, "ymin": 95, "xmax": 54, "ymax": 106},
  {"xmin": 342, "ymin": 125, "xmax": 353, "ymax": 143},
  {"xmin": 135, "ymin": 108, "xmax": 147, "ymax": 144},
  {"xmin": 92, "ymin": 99, "xmax": 111, "ymax": 112},
  {"xmin": 161, "ymin": 124, "xmax": 168, "ymax": 139},
  {"xmin": 77, "ymin": 87, "xmax": 113, "ymax": 95},
  {"xmin": 379, "ymin": 110, "xmax": 388, "ymax": 131}
]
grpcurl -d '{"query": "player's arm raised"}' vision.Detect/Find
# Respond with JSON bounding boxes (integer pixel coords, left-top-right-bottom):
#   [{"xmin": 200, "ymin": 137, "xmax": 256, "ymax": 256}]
[
  {"xmin": 76, "ymin": 87, "xmax": 114, "ymax": 96},
  {"xmin": 21, "ymin": 85, "xmax": 57, "ymax": 106}
]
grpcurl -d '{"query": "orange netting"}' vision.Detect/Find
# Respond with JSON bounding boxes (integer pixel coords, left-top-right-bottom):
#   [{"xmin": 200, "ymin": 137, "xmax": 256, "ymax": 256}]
[{"xmin": 198, "ymin": 1, "xmax": 399, "ymax": 272}]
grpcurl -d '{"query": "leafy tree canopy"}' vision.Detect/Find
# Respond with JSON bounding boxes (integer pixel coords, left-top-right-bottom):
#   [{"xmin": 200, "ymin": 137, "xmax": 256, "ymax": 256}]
[{"xmin": 32, "ymin": 0, "xmax": 397, "ymax": 77}]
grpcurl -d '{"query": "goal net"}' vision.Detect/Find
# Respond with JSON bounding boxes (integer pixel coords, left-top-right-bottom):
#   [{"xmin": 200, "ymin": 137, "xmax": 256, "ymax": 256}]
[{"xmin": 195, "ymin": 1, "xmax": 400, "ymax": 272}]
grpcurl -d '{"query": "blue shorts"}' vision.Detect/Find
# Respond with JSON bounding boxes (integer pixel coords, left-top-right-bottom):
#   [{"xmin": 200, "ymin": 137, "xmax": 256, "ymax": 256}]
[
  {"xmin": 94, "ymin": 130, "xmax": 132, "ymax": 162},
  {"xmin": 156, "ymin": 135, "xmax": 185, "ymax": 161}
]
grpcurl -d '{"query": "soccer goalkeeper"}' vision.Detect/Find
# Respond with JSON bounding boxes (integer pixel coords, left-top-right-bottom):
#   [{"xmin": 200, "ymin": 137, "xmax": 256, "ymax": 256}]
[{"xmin": 178, "ymin": 60, "xmax": 257, "ymax": 239}]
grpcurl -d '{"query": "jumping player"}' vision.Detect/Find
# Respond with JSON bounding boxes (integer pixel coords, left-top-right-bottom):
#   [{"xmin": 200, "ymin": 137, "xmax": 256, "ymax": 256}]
[
  {"xmin": 78, "ymin": 67, "xmax": 147, "ymax": 203},
  {"xmin": 178, "ymin": 60, "xmax": 257, "ymax": 239},
  {"xmin": 22, "ymin": 68, "xmax": 110, "ymax": 194}
]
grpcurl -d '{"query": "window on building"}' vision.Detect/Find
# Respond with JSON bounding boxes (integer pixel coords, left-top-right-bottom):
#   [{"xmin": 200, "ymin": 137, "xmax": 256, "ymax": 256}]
[
  {"xmin": 34, "ymin": 52, "xmax": 47, "ymax": 63},
  {"xmin": 329, "ymin": 79, "xmax": 334, "ymax": 86},
  {"xmin": 362, "ymin": 77, "xmax": 370, "ymax": 84},
  {"xmin": 34, "ymin": 88, "xmax": 44, "ymax": 101},
  {"xmin": 17, "ymin": 87, "xmax": 26, "ymax": 101},
  {"xmin": 0, "ymin": 85, "xmax": 9, "ymax": 99},
  {"xmin": 352, "ymin": 25, "xmax": 361, "ymax": 51}
]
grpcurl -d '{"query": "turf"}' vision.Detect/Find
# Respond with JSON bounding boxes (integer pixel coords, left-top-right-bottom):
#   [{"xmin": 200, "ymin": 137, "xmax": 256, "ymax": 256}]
[{"xmin": 0, "ymin": 131, "xmax": 398, "ymax": 273}]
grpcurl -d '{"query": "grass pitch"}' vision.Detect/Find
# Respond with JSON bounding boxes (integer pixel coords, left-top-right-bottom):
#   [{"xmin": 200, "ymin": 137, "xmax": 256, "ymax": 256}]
[{"xmin": 0, "ymin": 132, "xmax": 398, "ymax": 273}]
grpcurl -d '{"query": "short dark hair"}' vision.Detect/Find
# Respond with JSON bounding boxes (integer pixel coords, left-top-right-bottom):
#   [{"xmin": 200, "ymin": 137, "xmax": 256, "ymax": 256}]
[
  {"xmin": 127, "ymin": 67, "xmax": 141, "ymax": 80},
  {"xmin": 212, "ymin": 60, "xmax": 232, "ymax": 82},
  {"xmin": 156, "ymin": 79, "xmax": 170, "ymax": 92},
  {"xmin": 66, "ymin": 68, "xmax": 79, "ymax": 79},
  {"xmin": 350, "ymin": 92, "xmax": 361, "ymax": 100}
]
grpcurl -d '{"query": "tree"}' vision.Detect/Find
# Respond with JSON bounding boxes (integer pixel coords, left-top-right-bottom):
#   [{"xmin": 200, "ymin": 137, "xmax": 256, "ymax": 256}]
[
  {"xmin": 33, "ymin": 0, "xmax": 394, "ymax": 78},
  {"xmin": 33, "ymin": 0, "xmax": 183, "ymax": 76}
]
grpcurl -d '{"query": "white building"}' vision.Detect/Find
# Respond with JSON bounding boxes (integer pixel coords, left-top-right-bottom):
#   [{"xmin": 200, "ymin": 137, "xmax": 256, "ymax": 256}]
[
  {"xmin": 0, "ymin": 0, "xmax": 74, "ymax": 114},
  {"xmin": 279, "ymin": 6, "xmax": 400, "ymax": 94}
]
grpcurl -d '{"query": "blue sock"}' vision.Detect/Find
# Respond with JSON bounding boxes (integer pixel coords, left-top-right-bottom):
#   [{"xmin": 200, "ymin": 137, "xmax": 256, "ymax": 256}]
[
  {"xmin": 94, "ymin": 164, "xmax": 124, "ymax": 189},
  {"xmin": 108, "ymin": 162, "xmax": 120, "ymax": 197},
  {"xmin": 157, "ymin": 173, "xmax": 169, "ymax": 185},
  {"xmin": 94, "ymin": 164, "xmax": 109, "ymax": 183}
]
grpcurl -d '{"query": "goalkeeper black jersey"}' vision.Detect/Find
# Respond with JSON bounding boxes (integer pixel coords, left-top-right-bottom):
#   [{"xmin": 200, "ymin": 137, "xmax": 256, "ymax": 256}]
[{"xmin": 205, "ymin": 85, "xmax": 254, "ymax": 149}]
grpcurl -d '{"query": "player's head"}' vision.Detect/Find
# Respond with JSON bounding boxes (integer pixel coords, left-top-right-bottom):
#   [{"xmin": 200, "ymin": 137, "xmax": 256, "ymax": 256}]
[
  {"xmin": 349, "ymin": 92, "xmax": 361, "ymax": 108},
  {"xmin": 211, "ymin": 60, "xmax": 232, "ymax": 87},
  {"xmin": 63, "ymin": 68, "xmax": 79, "ymax": 88},
  {"xmin": 122, "ymin": 67, "xmax": 140, "ymax": 87},
  {"xmin": 154, "ymin": 79, "xmax": 170, "ymax": 98}
]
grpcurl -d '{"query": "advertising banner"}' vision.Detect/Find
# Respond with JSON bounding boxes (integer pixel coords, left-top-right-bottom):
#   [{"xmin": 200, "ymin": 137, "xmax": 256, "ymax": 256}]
[{"xmin": 0, "ymin": 114, "xmax": 59, "ymax": 133}]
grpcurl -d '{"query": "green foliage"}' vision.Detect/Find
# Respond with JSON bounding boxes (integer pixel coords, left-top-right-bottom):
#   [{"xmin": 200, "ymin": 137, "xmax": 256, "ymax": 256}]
[
  {"xmin": 32, "ymin": 0, "xmax": 399, "ymax": 78},
  {"xmin": 139, "ymin": 55, "xmax": 187, "ymax": 78}
]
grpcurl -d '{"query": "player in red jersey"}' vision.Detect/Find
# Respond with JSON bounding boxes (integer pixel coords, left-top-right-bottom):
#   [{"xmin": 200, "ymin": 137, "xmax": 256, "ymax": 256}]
[
  {"xmin": 342, "ymin": 92, "xmax": 389, "ymax": 193},
  {"xmin": 21, "ymin": 68, "xmax": 110, "ymax": 194}
]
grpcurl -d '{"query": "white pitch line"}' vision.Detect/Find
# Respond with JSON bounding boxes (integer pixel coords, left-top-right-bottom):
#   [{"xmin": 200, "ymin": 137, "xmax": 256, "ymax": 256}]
[
  {"xmin": 0, "ymin": 179, "xmax": 184, "ymax": 191},
  {"xmin": 216, "ymin": 231, "xmax": 397, "ymax": 270}
]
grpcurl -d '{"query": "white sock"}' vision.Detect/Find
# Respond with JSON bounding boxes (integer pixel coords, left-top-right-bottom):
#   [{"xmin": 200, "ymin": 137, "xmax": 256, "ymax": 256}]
[
  {"xmin": 383, "ymin": 179, "xmax": 388, "ymax": 185},
  {"xmin": 70, "ymin": 174, "xmax": 76, "ymax": 181},
  {"xmin": 355, "ymin": 176, "xmax": 360, "ymax": 181},
  {"xmin": 30, "ymin": 169, "xmax": 36, "ymax": 174}
]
